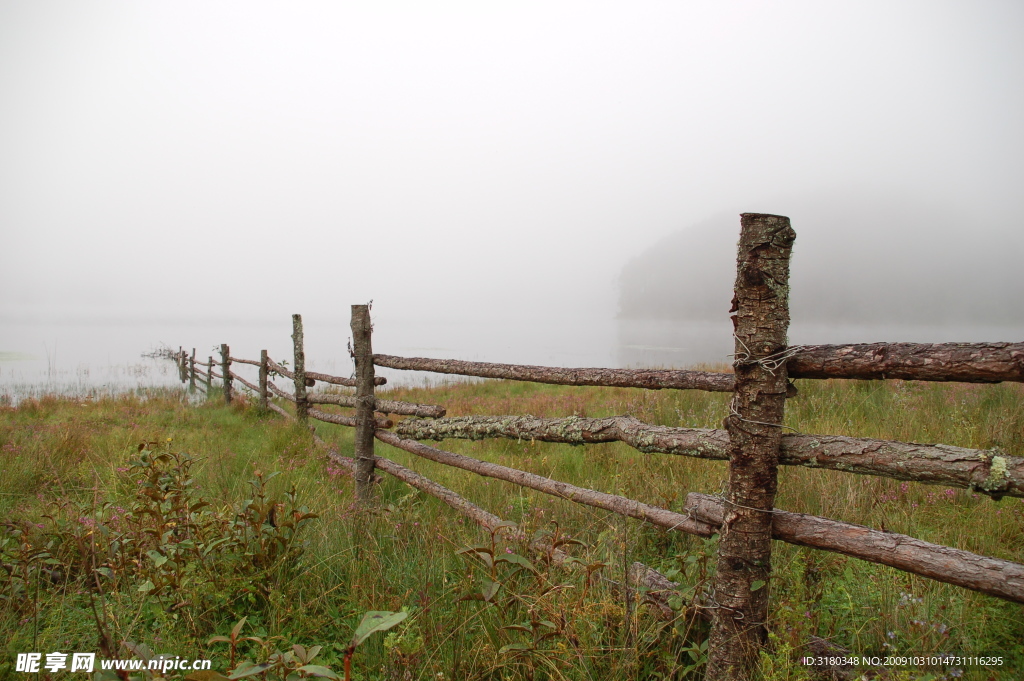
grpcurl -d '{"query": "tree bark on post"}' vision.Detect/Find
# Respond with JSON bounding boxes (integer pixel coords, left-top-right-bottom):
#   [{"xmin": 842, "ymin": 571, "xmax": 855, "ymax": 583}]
[
  {"xmin": 706, "ymin": 213, "xmax": 796, "ymax": 681},
  {"xmin": 292, "ymin": 314, "xmax": 308, "ymax": 422},
  {"xmin": 352, "ymin": 304, "xmax": 378, "ymax": 503},
  {"xmin": 178, "ymin": 347, "xmax": 187, "ymax": 383},
  {"xmin": 206, "ymin": 356, "xmax": 213, "ymax": 394},
  {"xmin": 259, "ymin": 349, "xmax": 269, "ymax": 412},
  {"xmin": 189, "ymin": 348, "xmax": 196, "ymax": 393},
  {"xmin": 220, "ymin": 344, "xmax": 232, "ymax": 406}
]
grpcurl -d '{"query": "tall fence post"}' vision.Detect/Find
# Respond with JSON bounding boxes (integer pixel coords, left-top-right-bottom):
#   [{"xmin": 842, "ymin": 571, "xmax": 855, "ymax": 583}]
[
  {"xmin": 177, "ymin": 346, "xmax": 187, "ymax": 383},
  {"xmin": 705, "ymin": 214, "xmax": 796, "ymax": 681},
  {"xmin": 352, "ymin": 304, "xmax": 377, "ymax": 503},
  {"xmin": 189, "ymin": 348, "xmax": 196, "ymax": 393},
  {"xmin": 206, "ymin": 356, "xmax": 213, "ymax": 394},
  {"xmin": 292, "ymin": 314, "xmax": 308, "ymax": 422},
  {"xmin": 220, "ymin": 343, "xmax": 232, "ymax": 406},
  {"xmin": 259, "ymin": 349, "xmax": 269, "ymax": 412}
]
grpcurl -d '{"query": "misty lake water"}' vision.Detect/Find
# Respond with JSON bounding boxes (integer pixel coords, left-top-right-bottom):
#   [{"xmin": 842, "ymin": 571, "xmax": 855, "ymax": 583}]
[{"xmin": 3, "ymin": 315, "xmax": 1022, "ymax": 403}]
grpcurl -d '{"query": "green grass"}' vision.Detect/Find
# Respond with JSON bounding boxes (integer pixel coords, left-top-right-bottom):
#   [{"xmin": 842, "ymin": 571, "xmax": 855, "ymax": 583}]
[{"xmin": 0, "ymin": 378, "xmax": 1022, "ymax": 680}]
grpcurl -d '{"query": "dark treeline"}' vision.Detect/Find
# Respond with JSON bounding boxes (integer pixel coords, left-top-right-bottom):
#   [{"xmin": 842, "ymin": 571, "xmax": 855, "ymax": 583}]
[{"xmin": 619, "ymin": 194, "xmax": 1024, "ymax": 326}]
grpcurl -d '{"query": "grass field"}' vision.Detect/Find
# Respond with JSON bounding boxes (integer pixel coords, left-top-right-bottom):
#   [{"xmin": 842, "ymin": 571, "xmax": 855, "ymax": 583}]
[{"xmin": 1, "ymin": 376, "xmax": 1022, "ymax": 680}]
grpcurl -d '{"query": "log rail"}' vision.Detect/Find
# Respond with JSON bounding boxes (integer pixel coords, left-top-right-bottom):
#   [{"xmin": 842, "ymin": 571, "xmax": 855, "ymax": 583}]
[
  {"xmin": 395, "ymin": 415, "xmax": 1023, "ymax": 499},
  {"xmin": 373, "ymin": 341, "xmax": 1024, "ymax": 391}
]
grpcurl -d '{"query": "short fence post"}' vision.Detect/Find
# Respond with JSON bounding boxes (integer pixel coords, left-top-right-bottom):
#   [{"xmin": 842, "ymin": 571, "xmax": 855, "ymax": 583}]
[
  {"xmin": 189, "ymin": 348, "xmax": 196, "ymax": 393},
  {"xmin": 178, "ymin": 346, "xmax": 187, "ymax": 383},
  {"xmin": 220, "ymin": 343, "xmax": 232, "ymax": 406},
  {"xmin": 351, "ymin": 304, "xmax": 377, "ymax": 503},
  {"xmin": 706, "ymin": 214, "xmax": 796, "ymax": 681},
  {"xmin": 206, "ymin": 356, "xmax": 213, "ymax": 394},
  {"xmin": 292, "ymin": 314, "xmax": 308, "ymax": 422},
  {"xmin": 259, "ymin": 349, "xmax": 269, "ymax": 412}
]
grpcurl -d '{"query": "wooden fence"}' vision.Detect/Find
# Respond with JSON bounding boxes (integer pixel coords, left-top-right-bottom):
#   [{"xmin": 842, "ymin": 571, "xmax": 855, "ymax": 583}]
[{"xmin": 169, "ymin": 214, "xmax": 1024, "ymax": 681}]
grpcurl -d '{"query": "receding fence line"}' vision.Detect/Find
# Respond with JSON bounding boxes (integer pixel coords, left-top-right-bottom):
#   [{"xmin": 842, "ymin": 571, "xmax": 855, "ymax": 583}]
[
  {"xmin": 180, "ymin": 213, "xmax": 1023, "ymax": 681},
  {"xmin": 193, "ymin": 349, "xmax": 1024, "ymax": 608},
  {"xmin": 191, "ymin": 320, "xmax": 1024, "ymax": 593}
]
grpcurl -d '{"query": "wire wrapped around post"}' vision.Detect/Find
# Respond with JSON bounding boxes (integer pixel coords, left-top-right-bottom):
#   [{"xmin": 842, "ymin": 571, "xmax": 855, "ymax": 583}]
[
  {"xmin": 707, "ymin": 213, "xmax": 796, "ymax": 681},
  {"xmin": 351, "ymin": 303, "xmax": 378, "ymax": 503}
]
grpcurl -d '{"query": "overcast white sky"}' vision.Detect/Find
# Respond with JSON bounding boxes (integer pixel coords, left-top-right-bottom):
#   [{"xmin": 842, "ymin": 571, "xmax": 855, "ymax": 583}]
[{"xmin": 2, "ymin": 1, "xmax": 1022, "ymax": 335}]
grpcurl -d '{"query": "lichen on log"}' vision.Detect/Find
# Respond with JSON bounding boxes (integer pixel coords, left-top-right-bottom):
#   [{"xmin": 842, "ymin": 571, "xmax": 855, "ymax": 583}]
[
  {"xmin": 308, "ymin": 392, "xmax": 445, "ymax": 417},
  {"xmin": 395, "ymin": 415, "xmax": 1024, "ymax": 499},
  {"xmin": 308, "ymin": 406, "xmax": 392, "ymax": 429}
]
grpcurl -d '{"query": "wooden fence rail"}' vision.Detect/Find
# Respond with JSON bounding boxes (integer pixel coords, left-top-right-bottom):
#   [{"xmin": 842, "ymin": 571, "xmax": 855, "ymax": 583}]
[
  {"xmin": 173, "ymin": 212, "xmax": 1022, "ymax": 681},
  {"xmin": 373, "ymin": 354, "xmax": 736, "ymax": 391},
  {"xmin": 374, "ymin": 342, "xmax": 1024, "ymax": 391},
  {"xmin": 265, "ymin": 356, "xmax": 386, "ymax": 387},
  {"xmin": 394, "ymin": 415, "xmax": 1022, "ymax": 499}
]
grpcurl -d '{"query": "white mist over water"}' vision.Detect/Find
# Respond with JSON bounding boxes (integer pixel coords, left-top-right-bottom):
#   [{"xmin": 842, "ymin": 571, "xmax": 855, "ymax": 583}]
[
  {"xmin": 0, "ymin": 313, "xmax": 619, "ymax": 401},
  {"xmin": 2, "ymin": 2, "xmax": 1022, "ymax": 400}
]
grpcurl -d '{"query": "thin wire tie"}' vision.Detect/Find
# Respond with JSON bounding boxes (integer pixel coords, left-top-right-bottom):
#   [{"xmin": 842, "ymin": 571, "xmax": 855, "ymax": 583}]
[
  {"xmin": 728, "ymin": 401, "xmax": 800, "ymax": 433},
  {"xmin": 713, "ymin": 491, "xmax": 784, "ymax": 516},
  {"xmin": 730, "ymin": 335, "xmax": 809, "ymax": 375},
  {"xmin": 664, "ymin": 506, "xmax": 707, "ymax": 533}
]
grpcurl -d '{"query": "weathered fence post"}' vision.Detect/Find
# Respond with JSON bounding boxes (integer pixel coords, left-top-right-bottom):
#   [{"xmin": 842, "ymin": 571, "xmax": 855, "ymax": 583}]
[
  {"xmin": 206, "ymin": 356, "xmax": 213, "ymax": 394},
  {"xmin": 259, "ymin": 349, "xmax": 269, "ymax": 412},
  {"xmin": 189, "ymin": 348, "xmax": 196, "ymax": 393},
  {"xmin": 220, "ymin": 343, "xmax": 232, "ymax": 406},
  {"xmin": 178, "ymin": 346, "xmax": 187, "ymax": 383},
  {"xmin": 706, "ymin": 214, "xmax": 796, "ymax": 681},
  {"xmin": 352, "ymin": 304, "xmax": 377, "ymax": 503},
  {"xmin": 292, "ymin": 314, "xmax": 308, "ymax": 422}
]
